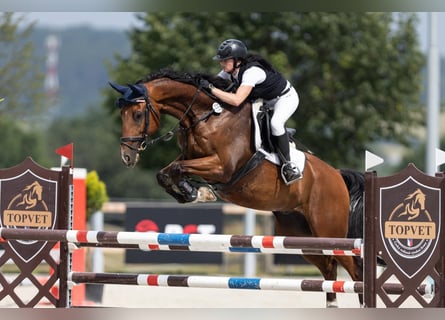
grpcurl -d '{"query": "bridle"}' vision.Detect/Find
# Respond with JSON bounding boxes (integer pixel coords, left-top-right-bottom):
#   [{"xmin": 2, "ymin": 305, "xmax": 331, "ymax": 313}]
[
  {"xmin": 119, "ymin": 83, "xmax": 214, "ymax": 155},
  {"xmin": 119, "ymin": 95, "xmax": 160, "ymax": 153}
]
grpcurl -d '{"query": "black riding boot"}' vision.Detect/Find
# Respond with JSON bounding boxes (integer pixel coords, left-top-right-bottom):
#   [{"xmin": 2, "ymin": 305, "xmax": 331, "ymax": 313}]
[{"xmin": 273, "ymin": 133, "xmax": 302, "ymax": 184}]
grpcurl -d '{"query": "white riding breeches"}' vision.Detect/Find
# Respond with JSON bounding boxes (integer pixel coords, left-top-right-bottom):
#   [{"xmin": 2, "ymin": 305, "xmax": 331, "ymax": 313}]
[{"xmin": 269, "ymin": 84, "xmax": 299, "ymax": 136}]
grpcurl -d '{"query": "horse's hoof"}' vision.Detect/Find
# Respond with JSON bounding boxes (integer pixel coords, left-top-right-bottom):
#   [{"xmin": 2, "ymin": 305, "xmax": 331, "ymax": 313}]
[
  {"xmin": 178, "ymin": 180, "xmax": 198, "ymax": 202},
  {"xmin": 326, "ymin": 300, "xmax": 338, "ymax": 308}
]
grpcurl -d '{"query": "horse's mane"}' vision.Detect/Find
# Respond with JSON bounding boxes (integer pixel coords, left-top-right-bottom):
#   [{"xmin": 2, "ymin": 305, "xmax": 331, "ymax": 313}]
[{"xmin": 138, "ymin": 69, "xmax": 232, "ymax": 90}]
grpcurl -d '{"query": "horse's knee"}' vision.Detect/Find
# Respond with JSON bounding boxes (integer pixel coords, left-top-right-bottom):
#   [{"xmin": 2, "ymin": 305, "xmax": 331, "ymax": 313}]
[{"xmin": 170, "ymin": 162, "xmax": 182, "ymax": 178}]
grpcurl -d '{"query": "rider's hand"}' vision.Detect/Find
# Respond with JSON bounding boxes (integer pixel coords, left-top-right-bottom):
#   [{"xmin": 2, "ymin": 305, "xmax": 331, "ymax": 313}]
[{"xmin": 200, "ymin": 79, "xmax": 214, "ymax": 91}]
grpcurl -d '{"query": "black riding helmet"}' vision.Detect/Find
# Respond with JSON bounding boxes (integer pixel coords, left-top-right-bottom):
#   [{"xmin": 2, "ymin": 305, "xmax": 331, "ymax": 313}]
[{"xmin": 213, "ymin": 39, "xmax": 248, "ymax": 61}]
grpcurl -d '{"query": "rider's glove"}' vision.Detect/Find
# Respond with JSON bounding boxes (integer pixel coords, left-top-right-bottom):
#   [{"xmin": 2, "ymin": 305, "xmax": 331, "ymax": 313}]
[{"xmin": 200, "ymin": 79, "xmax": 214, "ymax": 91}]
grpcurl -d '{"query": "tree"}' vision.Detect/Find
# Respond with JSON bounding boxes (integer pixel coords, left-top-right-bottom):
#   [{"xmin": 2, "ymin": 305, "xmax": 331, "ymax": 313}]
[
  {"xmin": 290, "ymin": 13, "xmax": 424, "ymax": 167},
  {"xmin": 46, "ymin": 108, "xmax": 169, "ymax": 199},
  {"xmin": 0, "ymin": 13, "xmax": 52, "ymax": 168},
  {"xmin": 86, "ymin": 170, "xmax": 109, "ymax": 220},
  {"xmin": 0, "ymin": 13, "xmax": 46, "ymax": 122},
  {"xmin": 0, "ymin": 116, "xmax": 50, "ymax": 168},
  {"xmin": 105, "ymin": 12, "xmax": 424, "ymax": 170}
]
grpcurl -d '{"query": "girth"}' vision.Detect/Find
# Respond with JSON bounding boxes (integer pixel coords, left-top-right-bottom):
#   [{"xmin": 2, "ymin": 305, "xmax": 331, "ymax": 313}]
[{"xmin": 211, "ymin": 151, "xmax": 266, "ymax": 190}]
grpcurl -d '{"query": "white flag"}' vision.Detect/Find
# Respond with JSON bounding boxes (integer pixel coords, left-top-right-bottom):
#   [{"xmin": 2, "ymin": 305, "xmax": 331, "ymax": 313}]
[
  {"xmin": 365, "ymin": 150, "xmax": 384, "ymax": 171},
  {"xmin": 435, "ymin": 148, "xmax": 445, "ymax": 168}
]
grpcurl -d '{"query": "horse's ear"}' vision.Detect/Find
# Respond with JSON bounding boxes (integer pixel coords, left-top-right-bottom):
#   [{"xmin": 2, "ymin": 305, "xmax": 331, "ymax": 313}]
[
  {"xmin": 109, "ymin": 82, "xmax": 129, "ymax": 94},
  {"xmin": 129, "ymin": 84, "xmax": 147, "ymax": 97}
]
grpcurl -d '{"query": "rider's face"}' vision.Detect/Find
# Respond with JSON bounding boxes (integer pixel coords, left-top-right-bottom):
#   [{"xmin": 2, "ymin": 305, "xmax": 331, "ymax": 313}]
[{"xmin": 220, "ymin": 58, "xmax": 236, "ymax": 73}]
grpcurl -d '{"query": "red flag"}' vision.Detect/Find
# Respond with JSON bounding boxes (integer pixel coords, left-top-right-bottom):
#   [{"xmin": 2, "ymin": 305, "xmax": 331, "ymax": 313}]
[{"xmin": 55, "ymin": 143, "xmax": 73, "ymax": 166}]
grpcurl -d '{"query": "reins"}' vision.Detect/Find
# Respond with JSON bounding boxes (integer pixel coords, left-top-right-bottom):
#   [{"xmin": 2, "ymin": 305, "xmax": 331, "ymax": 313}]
[{"xmin": 117, "ymin": 78, "xmax": 270, "ymax": 191}]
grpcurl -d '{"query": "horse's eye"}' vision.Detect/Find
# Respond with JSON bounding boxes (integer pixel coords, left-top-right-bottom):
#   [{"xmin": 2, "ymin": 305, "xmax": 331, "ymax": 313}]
[{"xmin": 133, "ymin": 111, "xmax": 144, "ymax": 122}]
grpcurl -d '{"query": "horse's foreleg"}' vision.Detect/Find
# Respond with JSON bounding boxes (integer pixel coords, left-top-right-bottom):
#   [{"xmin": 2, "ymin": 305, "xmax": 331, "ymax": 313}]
[
  {"xmin": 157, "ymin": 162, "xmax": 195, "ymax": 203},
  {"xmin": 170, "ymin": 154, "xmax": 229, "ymax": 183},
  {"xmin": 157, "ymin": 154, "xmax": 226, "ymax": 203}
]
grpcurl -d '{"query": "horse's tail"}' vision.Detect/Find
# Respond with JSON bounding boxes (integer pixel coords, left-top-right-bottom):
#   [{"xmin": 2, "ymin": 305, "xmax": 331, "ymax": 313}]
[{"xmin": 340, "ymin": 169, "xmax": 365, "ymax": 239}]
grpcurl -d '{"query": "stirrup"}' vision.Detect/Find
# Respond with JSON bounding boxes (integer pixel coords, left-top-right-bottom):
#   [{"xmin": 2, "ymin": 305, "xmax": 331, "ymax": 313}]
[{"xmin": 281, "ymin": 161, "xmax": 302, "ymax": 185}]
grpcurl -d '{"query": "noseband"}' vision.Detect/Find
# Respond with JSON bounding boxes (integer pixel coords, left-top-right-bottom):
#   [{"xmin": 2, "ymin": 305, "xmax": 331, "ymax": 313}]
[{"xmin": 119, "ymin": 96, "xmax": 160, "ymax": 153}]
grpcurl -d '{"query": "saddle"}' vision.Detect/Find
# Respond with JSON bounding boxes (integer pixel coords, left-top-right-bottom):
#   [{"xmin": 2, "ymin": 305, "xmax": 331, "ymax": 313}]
[{"xmin": 255, "ymin": 100, "xmax": 310, "ymax": 154}]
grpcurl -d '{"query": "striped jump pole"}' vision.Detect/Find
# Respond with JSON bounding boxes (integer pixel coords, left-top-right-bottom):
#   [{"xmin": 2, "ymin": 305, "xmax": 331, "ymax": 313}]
[
  {"xmin": 0, "ymin": 228, "xmax": 362, "ymax": 256},
  {"xmin": 69, "ymin": 272, "xmax": 434, "ymax": 297}
]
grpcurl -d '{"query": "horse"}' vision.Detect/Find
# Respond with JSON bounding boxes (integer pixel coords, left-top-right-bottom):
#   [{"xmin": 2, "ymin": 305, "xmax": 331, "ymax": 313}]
[{"xmin": 109, "ymin": 69, "xmax": 365, "ymax": 307}]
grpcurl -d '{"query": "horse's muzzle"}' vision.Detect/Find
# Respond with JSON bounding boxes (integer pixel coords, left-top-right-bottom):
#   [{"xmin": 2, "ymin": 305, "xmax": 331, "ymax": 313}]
[{"xmin": 121, "ymin": 147, "xmax": 139, "ymax": 168}]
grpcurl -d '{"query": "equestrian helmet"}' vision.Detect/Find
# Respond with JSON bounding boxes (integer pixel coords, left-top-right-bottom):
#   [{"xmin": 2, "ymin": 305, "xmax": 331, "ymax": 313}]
[{"xmin": 213, "ymin": 39, "xmax": 248, "ymax": 61}]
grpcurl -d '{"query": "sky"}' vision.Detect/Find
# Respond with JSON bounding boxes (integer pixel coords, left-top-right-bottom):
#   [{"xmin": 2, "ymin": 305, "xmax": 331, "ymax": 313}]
[
  {"xmin": 21, "ymin": 12, "xmax": 445, "ymax": 55},
  {"xmin": 23, "ymin": 12, "xmax": 142, "ymax": 30}
]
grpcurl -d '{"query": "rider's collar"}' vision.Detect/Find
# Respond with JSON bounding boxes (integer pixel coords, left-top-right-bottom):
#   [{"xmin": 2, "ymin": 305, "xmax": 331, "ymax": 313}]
[{"xmin": 230, "ymin": 68, "xmax": 240, "ymax": 77}]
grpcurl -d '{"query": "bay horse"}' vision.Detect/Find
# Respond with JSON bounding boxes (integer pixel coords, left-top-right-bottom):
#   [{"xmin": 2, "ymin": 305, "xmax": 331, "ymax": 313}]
[{"xmin": 110, "ymin": 69, "xmax": 364, "ymax": 307}]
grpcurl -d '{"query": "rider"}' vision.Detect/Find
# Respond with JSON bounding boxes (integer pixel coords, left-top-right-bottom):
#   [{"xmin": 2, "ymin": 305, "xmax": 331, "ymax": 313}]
[{"xmin": 200, "ymin": 39, "xmax": 301, "ymax": 185}]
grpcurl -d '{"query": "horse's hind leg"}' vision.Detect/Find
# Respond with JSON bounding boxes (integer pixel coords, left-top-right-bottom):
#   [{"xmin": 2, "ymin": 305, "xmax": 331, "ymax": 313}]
[
  {"xmin": 303, "ymin": 255, "xmax": 339, "ymax": 308},
  {"xmin": 335, "ymin": 255, "xmax": 364, "ymax": 306},
  {"xmin": 273, "ymin": 212, "xmax": 339, "ymax": 307}
]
